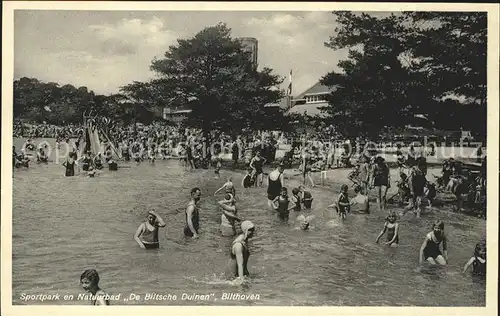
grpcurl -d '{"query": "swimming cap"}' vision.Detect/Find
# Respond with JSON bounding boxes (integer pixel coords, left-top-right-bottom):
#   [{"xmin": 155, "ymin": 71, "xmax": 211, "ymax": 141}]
[{"xmin": 240, "ymin": 220, "xmax": 255, "ymax": 239}]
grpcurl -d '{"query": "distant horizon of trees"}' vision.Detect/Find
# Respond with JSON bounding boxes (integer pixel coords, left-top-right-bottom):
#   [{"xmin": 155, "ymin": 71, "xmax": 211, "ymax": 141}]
[{"xmin": 14, "ymin": 13, "xmax": 487, "ymax": 139}]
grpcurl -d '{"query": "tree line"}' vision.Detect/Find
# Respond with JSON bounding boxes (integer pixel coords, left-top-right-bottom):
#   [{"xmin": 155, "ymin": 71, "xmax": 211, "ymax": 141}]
[{"xmin": 14, "ymin": 12, "xmax": 486, "ymax": 139}]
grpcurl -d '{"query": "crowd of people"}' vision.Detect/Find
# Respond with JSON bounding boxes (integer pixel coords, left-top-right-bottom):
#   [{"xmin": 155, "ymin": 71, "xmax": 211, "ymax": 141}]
[{"xmin": 12, "ymin": 121, "xmax": 487, "ymax": 305}]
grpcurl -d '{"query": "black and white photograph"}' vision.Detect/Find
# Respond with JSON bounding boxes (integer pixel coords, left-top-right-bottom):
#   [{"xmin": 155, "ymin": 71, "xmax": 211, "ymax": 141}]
[{"xmin": 2, "ymin": 1, "xmax": 499, "ymax": 313}]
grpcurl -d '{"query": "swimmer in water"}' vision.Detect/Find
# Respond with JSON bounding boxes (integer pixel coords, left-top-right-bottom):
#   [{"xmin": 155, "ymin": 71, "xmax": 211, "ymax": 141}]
[
  {"xmin": 230, "ymin": 220, "xmax": 255, "ymax": 280},
  {"xmin": 87, "ymin": 166, "xmax": 96, "ymax": 178},
  {"xmin": 267, "ymin": 164, "xmax": 285, "ymax": 210},
  {"xmin": 241, "ymin": 167, "xmax": 255, "ymax": 189},
  {"xmin": 299, "ymin": 185, "xmax": 313, "ymax": 212},
  {"xmin": 80, "ymin": 269, "xmax": 110, "ymax": 306},
  {"xmin": 375, "ymin": 212, "xmax": 399, "ymax": 247},
  {"xmin": 348, "ymin": 185, "xmax": 370, "ymax": 214},
  {"xmin": 250, "ymin": 151, "xmax": 267, "ymax": 187},
  {"xmin": 295, "ymin": 214, "xmax": 315, "ymax": 231},
  {"xmin": 329, "ymin": 184, "xmax": 350, "ymax": 220},
  {"xmin": 272, "ymin": 187, "xmax": 296, "ymax": 222},
  {"xmin": 184, "ymin": 187, "xmax": 202, "ymax": 239},
  {"xmin": 463, "ymin": 240, "xmax": 486, "ymax": 276},
  {"xmin": 213, "ymin": 156, "xmax": 222, "ymax": 179},
  {"xmin": 214, "ymin": 177, "xmax": 236, "ymax": 197},
  {"xmin": 134, "ymin": 210, "xmax": 166, "ymax": 249},
  {"xmin": 218, "ymin": 193, "xmax": 241, "ymax": 237},
  {"xmin": 419, "ymin": 220, "xmax": 448, "ymax": 266},
  {"xmin": 291, "ymin": 188, "xmax": 302, "ymax": 213}
]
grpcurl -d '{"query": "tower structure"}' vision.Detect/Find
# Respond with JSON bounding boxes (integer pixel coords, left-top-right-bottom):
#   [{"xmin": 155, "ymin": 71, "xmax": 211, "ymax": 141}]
[{"xmin": 238, "ymin": 37, "xmax": 258, "ymax": 69}]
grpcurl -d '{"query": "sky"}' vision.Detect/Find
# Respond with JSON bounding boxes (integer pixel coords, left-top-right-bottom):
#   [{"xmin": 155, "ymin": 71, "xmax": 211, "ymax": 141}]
[{"xmin": 14, "ymin": 10, "xmax": 378, "ymax": 96}]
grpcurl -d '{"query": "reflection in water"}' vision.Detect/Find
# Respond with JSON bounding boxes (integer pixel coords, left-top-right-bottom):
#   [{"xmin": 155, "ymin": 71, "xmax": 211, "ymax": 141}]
[{"xmin": 12, "ymin": 138, "xmax": 486, "ymax": 306}]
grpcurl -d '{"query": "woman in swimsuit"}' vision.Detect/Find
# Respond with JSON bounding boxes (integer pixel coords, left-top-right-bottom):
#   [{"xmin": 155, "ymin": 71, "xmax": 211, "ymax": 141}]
[
  {"xmin": 419, "ymin": 221, "xmax": 448, "ymax": 265},
  {"xmin": 134, "ymin": 210, "xmax": 166, "ymax": 249},
  {"xmin": 250, "ymin": 151, "xmax": 266, "ymax": 187},
  {"xmin": 375, "ymin": 212, "xmax": 399, "ymax": 247},
  {"xmin": 230, "ymin": 220, "xmax": 255, "ymax": 279},
  {"xmin": 218, "ymin": 194, "xmax": 241, "ymax": 237},
  {"xmin": 62, "ymin": 152, "xmax": 77, "ymax": 177},
  {"xmin": 80, "ymin": 269, "xmax": 110, "ymax": 306},
  {"xmin": 267, "ymin": 164, "xmax": 285, "ymax": 209},
  {"xmin": 302, "ymin": 149, "xmax": 315, "ymax": 187},
  {"xmin": 371, "ymin": 156, "xmax": 390, "ymax": 211}
]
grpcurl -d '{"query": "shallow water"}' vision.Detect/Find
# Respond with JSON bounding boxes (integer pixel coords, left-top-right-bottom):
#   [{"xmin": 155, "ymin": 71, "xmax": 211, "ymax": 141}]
[{"xmin": 12, "ymin": 138, "xmax": 486, "ymax": 306}]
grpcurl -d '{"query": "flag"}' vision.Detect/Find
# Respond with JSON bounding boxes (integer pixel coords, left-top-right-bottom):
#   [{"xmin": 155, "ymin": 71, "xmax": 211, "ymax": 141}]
[{"xmin": 287, "ymin": 69, "xmax": 293, "ymax": 96}]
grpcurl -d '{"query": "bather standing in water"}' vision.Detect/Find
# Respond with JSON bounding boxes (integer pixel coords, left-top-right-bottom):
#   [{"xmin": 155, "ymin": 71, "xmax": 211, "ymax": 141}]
[
  {"xmin": 62, "ymin": 152, "xmax": 77, "ymax": 177},
  {"xmin": 272, "ymin": 187, "xmax": 296, "ymax": 222},
  {"xmin": 267, "ymin": 164, "xmax": 285, "ymax": 210},
  {"xmin": 218, "ymin": 194, "xmax": 241, "ymax": 237},
  {"xmin": 230, "ymin": 220, "xmax": 255, "ymax": 279},
  {"xmin": 184, "ymin": 187, "xmax": 202, "ymax": 239},
  {"xmin": 134, "ymin": 210, "xmax": 166, "ymax": 249}
]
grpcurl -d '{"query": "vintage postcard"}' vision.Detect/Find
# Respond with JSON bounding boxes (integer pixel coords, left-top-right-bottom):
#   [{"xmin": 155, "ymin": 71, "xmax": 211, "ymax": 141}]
[{"xmin": 1, "ymin": 1, "xmax": 499, "ymax": 316}]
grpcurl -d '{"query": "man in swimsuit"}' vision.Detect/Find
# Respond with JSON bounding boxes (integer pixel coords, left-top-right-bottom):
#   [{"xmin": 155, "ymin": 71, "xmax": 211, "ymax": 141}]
[
  {"xmin": 231, "ymin": 220, "xmax": 255, "ymax": 280},
  {"xmin": 267, "ymin": 163, "xmax": 285, "ymax": 210},
  {"xmin": 134, "ymin": 210, "xmax": 166, "ymax": 249},
  {"xmin": 184, "ymin": 187, "xmax": 202, "ymax": 239},
  {"xmin": 250, "ymin": 151, "xmax": 267, "ymax": 187}
]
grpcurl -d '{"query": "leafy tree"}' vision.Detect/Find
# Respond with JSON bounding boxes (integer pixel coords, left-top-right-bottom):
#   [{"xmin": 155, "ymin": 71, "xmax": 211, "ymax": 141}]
[
  {"xmin": 321, "ymin": 12, "xmax": 420, "ymax": 139},
  {"xmin": 149, "ymin": 23, "xmax": 284, "ymax": 140},
  {"xmin": 404, "ymin": 12, "xmax": 487, "ymax": 136},
  {"xmin": 321, "ymin": 11, "xmax": 487, "ymax": 139}
]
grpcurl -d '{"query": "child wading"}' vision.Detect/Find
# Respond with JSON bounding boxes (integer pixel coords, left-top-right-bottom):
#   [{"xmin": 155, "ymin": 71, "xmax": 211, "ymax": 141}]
[
  {"xmin": 242, "ymin": 167, "xmax": 255, "ymax": 189},
  {"xmin": 350, "ymin": 185, "xmax": 370, "ymax": 213},
  {"xmin": 272, "ymin": 187, "xmax": 295, "ymax": 222},
  {"xmin": 375, "ymin": 212, "xmax": 399, "ymax": 247},
  {"xmin": 419, "ymin": 221, "xmax": 448, "ymax": 265},
  {"xmin": 80, "ymin": 269, "xmax": 110, "ymax": 306},
  {"xmin": 463, "ymin": 240, "xmax": 486, "ymax": 276},
  {"xmin": 329, "ymin": 184, "xmax": 350, "ymax": 220}
]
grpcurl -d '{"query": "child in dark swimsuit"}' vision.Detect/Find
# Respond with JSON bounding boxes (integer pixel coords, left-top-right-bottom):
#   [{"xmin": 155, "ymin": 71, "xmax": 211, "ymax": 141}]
[
  {"xmin": 419, "ymin": 221, "xmax": 448, "ymax": 265},
  {"xmin": 330, "ymin": 184, "xmax": 350, "ymax": 220},
  {"xmin": 87, "ymin": 166, "xmax": 96, "ymax": 178},
  {"xmin": 80, "ymin": 269, "xmax": 110, "ymax": 306},
  {"xmin": 63, "ymin": 153, "xmax": 76, "ymax": 177},
  {"xmin": 291, "ymin": 188, "xmax": 302, "ymax": 212},
  {"xmin": 241, "ymin": 168, "xmax": 255, "ymax": 189},
  {"xmin": 272, "ymin": 187, "xmax": 295, "ymax": 222},
  {"xmin": 375, "ymin": 211, "xmax": 399, "ymax": 247},
  {"xmin": 463, "ymin": 240, "xmax": 486, "ymax": 276},
  {"xmin": 108, "ymin": 159, "xmax": 118, "ymax": 171},
  {"xmin": 299, "ymin": 185, "xmax": 314, "ymax": 211}
]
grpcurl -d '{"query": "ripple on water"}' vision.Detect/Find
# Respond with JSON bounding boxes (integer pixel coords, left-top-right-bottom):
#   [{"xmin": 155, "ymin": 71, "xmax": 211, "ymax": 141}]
[{"xmin": 11, "ymin": 138, "xmax": 487, "ymax": 306}]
